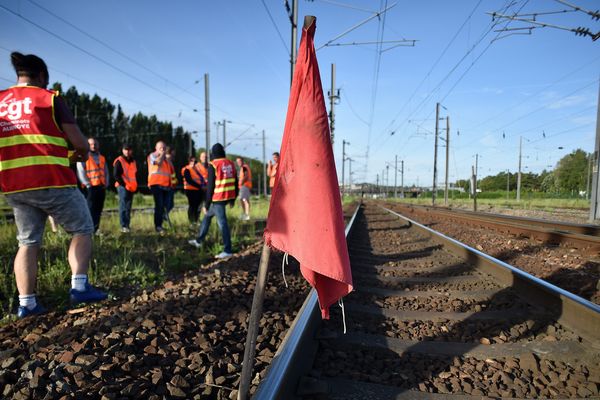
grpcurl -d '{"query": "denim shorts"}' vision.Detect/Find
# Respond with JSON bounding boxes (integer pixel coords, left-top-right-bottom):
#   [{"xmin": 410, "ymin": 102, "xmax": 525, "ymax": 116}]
[
  {"xmin": 5, "ymin": 187, "xmax": 94, "ymax": 246},
  {"xmin": 239, "ymin": 186, "xmax": 251, "ymax": 201}
]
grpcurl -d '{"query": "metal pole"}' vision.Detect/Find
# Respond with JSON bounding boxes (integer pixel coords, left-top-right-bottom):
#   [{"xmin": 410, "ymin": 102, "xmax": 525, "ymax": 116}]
[
  {"xmin": 433, "ymin": 102, "xmax": 440, "ymax": 205},
  {"xmin": 223, "ymin": 119, "xmax": 227, "ymax": 149},
  {"xmin": 262, "ymin": 130, "xmax": 267, "ymax": 197},
  {"xmin": 506, "ymin": 170, "xmax": 510, "ymax": 201},
  {"xmin": 586, "ymin": 152, "xmax": 592, "ymax": 201},
  {"xmin": 290, "ymin": 0, "xmax": 298, "ymax": 86},
  {"xmin": 394, "ymin": 155, "xmax": 398, "ymax": 198},
  {"xmin": 204, "ymin": 73, "xmax": 211, "ymax": 161},
  {"xmin": 517, "ymin": 136, "xmax": 522, "ymax": 202},
  {"xmin": 341, "ymin": 140, "xmax": 346, "ymax": 195},
  {"xmin": 237, "ymin": 244, "xmax": 271, "ymax": 400},
  {"xmin": 401, "ymin": 160, "xmax": 404, "ymax": 198},
  {"xmin": 386, "ymin": 165, "xmax": 389, "ymax": 196},
  {"xmin": 590, "ymin": 81, "xmax": 600, "ymax": 221},
  {"xmin": 376, "ymin": 173, "xmax": 379, "ymax": 195},
  {"xmin": 348, "ymin": 157, "xmax": 352, "ymax": 194},
  {"xmin": 472, "ymin": 165, "xmax": 477, "ymax": 212},
  {"xmin": 444, "ymin": 116, "xmax": 450, "ymax": 206},
  {"xmin": 330, "ymin": 63, "xmax": 336, "ymax": 145}
]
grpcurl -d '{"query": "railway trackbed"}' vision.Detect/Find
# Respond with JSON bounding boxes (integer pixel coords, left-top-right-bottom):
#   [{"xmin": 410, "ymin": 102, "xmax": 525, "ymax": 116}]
[{"xmin": 256, "ymin": 203, "xmax": 600, "ymax": 399}]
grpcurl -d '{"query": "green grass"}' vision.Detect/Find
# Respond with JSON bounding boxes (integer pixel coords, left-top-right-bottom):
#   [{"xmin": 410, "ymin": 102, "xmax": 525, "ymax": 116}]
[{"xmin": 0, "ymin": 195, "xmax": 272, "ymax": 323}]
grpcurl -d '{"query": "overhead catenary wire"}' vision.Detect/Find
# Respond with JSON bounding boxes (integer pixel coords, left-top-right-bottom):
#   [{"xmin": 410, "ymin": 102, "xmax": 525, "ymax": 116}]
[
  {"xmin": 260, "ymin": 0, "xmax": 290, "ymax": 55},
  {"xmin": 0, "ymin": 4, "xmax": 198, "ymax": 111}
]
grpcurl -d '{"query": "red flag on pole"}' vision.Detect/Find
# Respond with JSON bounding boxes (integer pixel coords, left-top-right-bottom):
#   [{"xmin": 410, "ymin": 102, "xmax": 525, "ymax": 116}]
[{"xmin": 264, "ymin": 17, "xmax": 353, "ymax": 319}]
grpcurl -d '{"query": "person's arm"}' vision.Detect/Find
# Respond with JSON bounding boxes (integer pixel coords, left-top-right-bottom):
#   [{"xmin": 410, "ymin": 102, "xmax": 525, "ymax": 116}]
[
  {"xmin": 54, "ymin": 97, "xmax": 88, "ymax": 162},
  {"xmin": 233, "ymin": 168, "xmax": 239, "ymax": 203},
  {"xmin": 184, "ymin": 169, "xmax": 202, "ymax": 190},
  {"xmin": 114, "ymin": 160, "xmax": 125, "ymax": 187},
  {"xmin": 205, "ymin": 165, "xmax": 216, "ymax": 209},
  {"xmin": 77, "ymin": 162, "xmax": 90, "ymax": 187}
]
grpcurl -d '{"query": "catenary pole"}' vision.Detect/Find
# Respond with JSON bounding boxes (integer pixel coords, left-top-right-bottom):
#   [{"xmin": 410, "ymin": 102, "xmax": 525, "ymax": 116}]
[
  {"xmin": 590, "ymin": 81, "xmax": 600, "ymax": 221},
  {"xmin": 204, "ymin": 73, "xmax": 211, "ymax": 161},
  {"xmin": 401, "ymin": 160, "xmax": 404, "ymax": 198},
  {"xmin": 394, "ymin": 155, "xmax": 398, "ymax": 198},
  {"xmin": 348, "ymin": 157, "xmax": 353, "ymax": 194},
  {"xmin": 290, "ymin": 0, "xmax": 298, "ymax": 86},
  {"xmin": 444, "ymin": 116, "xmax": 450, "ymax": 206},
  {"xmin": 262, "ymin": 130, "xmax": 267, "ymax": 197},
  {"xmin": 222, "ymin": 119, "xmax": 227, "ymax": 149},
  {"xmin": 329, "ymin": 64, "xmax": 336, "ymax": 145},
  {"xmin": 517, "ymin": 136, "xmax": 522, "ymax": 202},
  {"xmin": 433, "ymin": 102, "xmax": 440, "ymax": 205},
  {"xmin": 342, "ymin": 140, "xmax": 348, "ymax": 195}
]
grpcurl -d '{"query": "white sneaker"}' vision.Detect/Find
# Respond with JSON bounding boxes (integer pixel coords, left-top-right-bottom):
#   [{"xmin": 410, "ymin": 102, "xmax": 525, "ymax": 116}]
[
  {"xmin": 243, "ymin": 214, "xmax": 251, "ymax": 221},
  {"xmin": 215, "ymin": 251, "xmax": 233, "ymax": 259},
  {"xmin": 188, "ymin": 239, "xmax": 202, "ymax": 248},
  {"xmin": 121, "ymin": 227, "xmax": 130, "ymax": 233}
]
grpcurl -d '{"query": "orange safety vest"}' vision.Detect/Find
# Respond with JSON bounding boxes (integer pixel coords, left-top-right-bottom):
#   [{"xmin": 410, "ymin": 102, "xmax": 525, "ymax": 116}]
[
  {"xmin": 113, "ymin": 156, "xmax": 137, "ymax": 192},
  {"xmin": 0, "ymin": 86, "xmax": 77, "ymax": 194},
  {"xmin": 85, "ymin": 154, "xmax": 106, "ymax": 187},
  {"xmin": 147, "ymin": 153, "xmax": 171, "ymax": 187},
  {"xmin": 181, "ymin": 164, "xmax": 205, "ymax": 191},
  {"xmin": 211, "ymin": 158, "xmax": 236, "ymax": 202},
  {"xmin": 196, "ymin": 162, "xmax": 208, "ymax": 181},
  {"xmin": 167, "ymin": 160, "xmax": 177, "ymax": 188},
  {"xmin": 268, "ymin": 162, "xmax": 278, "ymax": 188},
  {"xmin": 239, "ymin": 163, "xmax": 252, "ymax": 189}
]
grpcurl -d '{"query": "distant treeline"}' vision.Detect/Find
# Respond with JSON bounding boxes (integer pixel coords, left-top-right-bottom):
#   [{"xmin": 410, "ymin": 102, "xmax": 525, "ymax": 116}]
[
  {"xmin": 54, "ymin": 83, "xmax": 266, "ymax": 191},
  {"xmin": 455, "ymin": 149, "xmax": 592, "ymax": 195}
]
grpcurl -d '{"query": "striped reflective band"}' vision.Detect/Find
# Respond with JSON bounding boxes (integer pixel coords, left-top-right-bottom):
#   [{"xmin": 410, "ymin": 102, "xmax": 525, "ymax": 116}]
[
  {"xmin": 151, "ymin": 171, "xmax": 171, "ymax": 176},
  {"xmin": 216, "ymin": 178, "xmax": 236, "ymax": 185},
  {"xmin": 0, "ymin": 134, "xmax": 67, "ymax": 149},
  {"xmin": 0, "ymin": 155, "xmax": 69, "ymax": 171},
  {"xmin": 214, "ymin": 185, "xmax": 235, "ymax": 193}
]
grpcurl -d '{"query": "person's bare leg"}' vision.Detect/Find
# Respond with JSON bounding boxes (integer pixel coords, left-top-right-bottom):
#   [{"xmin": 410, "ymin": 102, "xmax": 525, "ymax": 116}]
[
  {"xmin": 68, "ymin": 234, "xmax": 92, "ymax": 275},
  {"xmin": 243, "ymin": 199, "xmax": 250, "ymax": 216},
  {"xmin": 14, "ymin": 245, "xmax": 39, "ymax": 295}
]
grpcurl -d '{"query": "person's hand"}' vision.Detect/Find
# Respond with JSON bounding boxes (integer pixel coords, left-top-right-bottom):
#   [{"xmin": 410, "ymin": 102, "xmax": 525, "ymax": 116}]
[
  {"xmin": 201, "ymin": 206, "xmax": 207, "ymax": 214},
  {"xmin": 69, "ymin": 149, "xmax": 87, "ymax": 163},
  {"xmin": 229, "ymin": 202, "xmax": 234, "ymax": 209}
]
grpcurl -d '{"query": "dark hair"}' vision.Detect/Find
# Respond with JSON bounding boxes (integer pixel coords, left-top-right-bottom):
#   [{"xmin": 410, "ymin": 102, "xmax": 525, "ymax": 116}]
[
  {"xmin": 273, "ymin": 152, "xmax": 280, "ymax": 157},
  {"xmin": 122, "ymin": 144, "xmax": 132, "ymax": 150},
  {"xmin": 10, "ymin": 52, "xmax": 48, "ymax": 80},
  {"xmin": 188, "ymin": 155, "xmax": 196, "ymax": 162}
]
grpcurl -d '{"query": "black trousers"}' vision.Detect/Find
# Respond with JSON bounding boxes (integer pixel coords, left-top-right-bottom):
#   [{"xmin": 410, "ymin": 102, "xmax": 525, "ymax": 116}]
[
  {"xmin": 86, "ymin": 185, "xmax": 106, "ymax": 232},
  {"xmin": 150, "ymin": 185, "xmax": 170, "ymax": 229},
  {"xmin": 185, "ymin": 189, "xmax": 204, "ymax": 224}
]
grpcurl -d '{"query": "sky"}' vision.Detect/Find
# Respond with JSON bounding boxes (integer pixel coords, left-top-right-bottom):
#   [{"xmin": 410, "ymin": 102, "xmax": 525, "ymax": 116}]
[{"xmin": 1, "ymin": 0, "xmax": 598, "ymax": 187}]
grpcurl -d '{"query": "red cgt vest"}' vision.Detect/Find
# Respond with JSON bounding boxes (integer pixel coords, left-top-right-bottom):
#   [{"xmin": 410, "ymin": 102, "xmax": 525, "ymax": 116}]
[
  {"xmin": 211, "ymin": 158, "xmax": 236, "ymax": 202},
  {"xmin": 0, "ymin": 86, "xmax": 76, "ymax": 194}
]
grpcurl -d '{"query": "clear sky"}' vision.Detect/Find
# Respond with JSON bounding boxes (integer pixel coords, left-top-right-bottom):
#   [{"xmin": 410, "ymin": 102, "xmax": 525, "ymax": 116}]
[{"xmin": 1, "ymin": 0, "xmax": 598, "ymax": 186}]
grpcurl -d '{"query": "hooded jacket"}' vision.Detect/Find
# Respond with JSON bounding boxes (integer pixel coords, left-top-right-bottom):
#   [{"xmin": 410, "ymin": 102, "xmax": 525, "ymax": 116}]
[{"xmin": 205, "ymin": 143, "xmax": 238, "ymax": 208}]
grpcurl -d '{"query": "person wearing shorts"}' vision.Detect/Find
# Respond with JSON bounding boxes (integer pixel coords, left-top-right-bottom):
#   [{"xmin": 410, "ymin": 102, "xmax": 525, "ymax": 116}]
[
  {"xmin": 236, "ymin": 157, "xmax": 252, "ymax": 220},
  {"xmin": 0, "ymin": 52, "xmax": 107, "ymax": 318}
]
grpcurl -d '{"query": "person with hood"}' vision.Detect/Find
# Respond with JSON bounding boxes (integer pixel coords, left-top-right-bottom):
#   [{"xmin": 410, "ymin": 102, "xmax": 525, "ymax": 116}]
[{"xmin": 188, "ymin": 143, "xmax": 238, "ymax": 258}]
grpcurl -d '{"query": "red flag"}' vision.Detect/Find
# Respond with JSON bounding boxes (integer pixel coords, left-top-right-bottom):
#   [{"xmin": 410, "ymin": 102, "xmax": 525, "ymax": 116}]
[{"xmin": 264, "ymin": 17, "xmax": 353, "ymax": 319}]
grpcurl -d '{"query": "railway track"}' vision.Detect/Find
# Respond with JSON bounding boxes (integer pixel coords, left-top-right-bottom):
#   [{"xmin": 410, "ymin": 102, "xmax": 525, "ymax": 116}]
[
  {"xmin": 256, "ymin": 203, "xmax": 600, "ymax": 399},
  {"xmin": 388, "ymin": 203, "xmax": 600, "ymax": 254}
]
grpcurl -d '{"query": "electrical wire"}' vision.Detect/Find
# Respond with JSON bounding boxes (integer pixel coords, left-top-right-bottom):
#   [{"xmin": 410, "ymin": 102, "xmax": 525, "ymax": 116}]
[{"xmin": 259, "ymin": 0, "xmax": 290, "ymax": 55}]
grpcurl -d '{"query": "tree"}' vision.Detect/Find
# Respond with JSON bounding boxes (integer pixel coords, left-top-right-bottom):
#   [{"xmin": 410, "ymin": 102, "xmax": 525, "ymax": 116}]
[{"xmin": 554, "ymin": 149, "xmax": 589, "ymax": 193}]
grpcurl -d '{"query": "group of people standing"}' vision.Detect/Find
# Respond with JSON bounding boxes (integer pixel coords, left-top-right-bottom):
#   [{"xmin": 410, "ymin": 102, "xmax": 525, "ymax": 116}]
[{"xmin": 0, "ymin": 51, "xmax": 281, "ymax": 319}]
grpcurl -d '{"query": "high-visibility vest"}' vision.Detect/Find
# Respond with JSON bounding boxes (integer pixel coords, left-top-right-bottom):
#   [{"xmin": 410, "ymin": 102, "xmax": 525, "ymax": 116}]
[
  {"xmin": 85, "ymin": 154, "xmax": 106, "ymax": 187},
  {"xmin": 211, "ymin": 158, "xmax": 236, "ymax": 202},
  {"xmin": 196, "ymin": 162, "xmax": 208, "ymax": 181},
  {"xmin": 268, "ymin": 162, "xmax": 278, "ymax": 188},
  {"xmin": 0, "ymin": 86, "xmax": 76, "ymax": 194},
  {"xmin": 113, "ymin": 156, "xmax": 137, "ymax": 192},
  {"xmin": 239, "ymin": 163, "xmax": 252, "ymax": 189},
  {"xmin": 147, "ymin": 153, "xmax": 171, "ymax": 187},
  {"xmin": 181, "ymin": 164, "xmax": 205, "ymax": 191},
  {"xmin": 167, "ymin": 160, "xmax": 177, "ymax": 188}
]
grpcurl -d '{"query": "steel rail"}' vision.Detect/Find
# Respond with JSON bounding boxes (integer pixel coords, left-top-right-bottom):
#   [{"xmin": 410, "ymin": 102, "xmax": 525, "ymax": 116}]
[
  {"xmin": 395, "ymin": 202, "xmax": 600, "ymax": 236},
  {"xmin": 253, "ymin": 202, "xmax": 362, "ymax": 399},
  {"xmin": 392, "ymin": 203, "xmax": 600, "ymax": 252},
  {"xmin": 380, "ymin": 205, "xmax": 600, "ymax": 347}
]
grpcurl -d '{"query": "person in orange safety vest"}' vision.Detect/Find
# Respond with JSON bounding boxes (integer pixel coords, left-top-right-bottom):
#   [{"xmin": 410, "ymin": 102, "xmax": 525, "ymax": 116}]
[
  {"xmin": 181, "ymin": 155, "xmax": 206, "ymax": 225},
  {"xmin": 77, "ymin": 137, "xmax": 109, "ymax": 233},
  {"xmin": 188, "ymin": 143, "xmax": 238, "ymax": 258},
  {"xmin": 113, "ymin": 143, "xmax": 137, "ymax": 233},
  {"xmin": 147, "ymin": 140, "xmax": 171, "ymax": 233},
  {"xmin": 267, "ymin": 151, "xmax": 279, "ymax": 194},
  {"xmin": 236, "ymin": 156, "xmax": 252, "ymax": 220}
]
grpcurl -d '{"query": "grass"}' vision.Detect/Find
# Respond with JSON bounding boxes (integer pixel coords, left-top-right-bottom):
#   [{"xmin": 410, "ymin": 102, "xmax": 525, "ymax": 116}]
[{"xmin": 0, "ymin": 194, "xmax": 271, "ymax": 323}]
